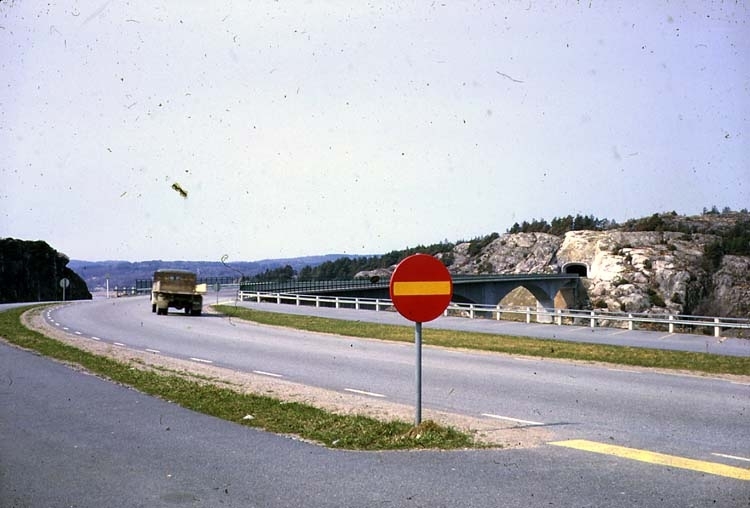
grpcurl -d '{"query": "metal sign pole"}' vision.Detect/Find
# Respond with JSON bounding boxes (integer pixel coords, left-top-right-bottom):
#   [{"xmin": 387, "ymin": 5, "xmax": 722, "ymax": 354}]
[{"xmin": 415, "ymin": 321, "xmax": 422, "ymax": 426}]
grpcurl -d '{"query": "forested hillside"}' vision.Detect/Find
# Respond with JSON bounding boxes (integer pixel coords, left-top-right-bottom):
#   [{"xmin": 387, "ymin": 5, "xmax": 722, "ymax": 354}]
[{"xmin": 0, "ymin": 238, "xmax": 91, "ymax": 303}]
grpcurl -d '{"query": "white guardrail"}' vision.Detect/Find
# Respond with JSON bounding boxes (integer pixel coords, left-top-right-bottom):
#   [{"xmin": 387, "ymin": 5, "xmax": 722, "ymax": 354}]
[{"xmin": 236, "ymin": 291, "xmax": 750, "ymax": 339}]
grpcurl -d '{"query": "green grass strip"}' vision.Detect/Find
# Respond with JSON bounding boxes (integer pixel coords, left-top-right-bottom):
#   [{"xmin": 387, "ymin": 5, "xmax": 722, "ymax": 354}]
[
  {"xmin": 215, "ymin": 305, "xmax": 750, "ymax": 376},
  {"xmin": 0, "ymin": 306, "xmax": 475, "ymax": 450}
]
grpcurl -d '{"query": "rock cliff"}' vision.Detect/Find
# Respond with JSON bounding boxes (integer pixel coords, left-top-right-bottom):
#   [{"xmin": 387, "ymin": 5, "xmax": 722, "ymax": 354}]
[{"xmin": 358, "ymin": 212, "xmax": 750, "ymax": 318}]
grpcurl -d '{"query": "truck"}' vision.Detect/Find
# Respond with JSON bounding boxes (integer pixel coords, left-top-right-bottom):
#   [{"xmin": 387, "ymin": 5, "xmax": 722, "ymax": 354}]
[{"xmin": 151, "ymin": 269, "xmax": 206, "ymax": 316}]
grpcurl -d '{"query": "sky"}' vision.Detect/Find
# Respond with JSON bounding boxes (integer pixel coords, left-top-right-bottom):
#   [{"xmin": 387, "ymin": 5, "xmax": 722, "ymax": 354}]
[{"xmin": 1, "ymin": 1, "xmax": 748, "ymax": 262}]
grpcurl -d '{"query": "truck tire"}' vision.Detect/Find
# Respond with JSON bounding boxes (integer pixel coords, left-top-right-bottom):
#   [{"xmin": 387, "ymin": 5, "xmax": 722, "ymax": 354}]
[{"xmin": 152, "ymin": 303, "xmax": 156, "ymax": 313}]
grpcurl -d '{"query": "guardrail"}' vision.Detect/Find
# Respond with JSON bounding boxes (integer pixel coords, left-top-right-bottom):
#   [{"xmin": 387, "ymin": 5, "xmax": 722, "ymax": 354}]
[{"xmin": 236, "ymin": 290, "xmax": 750, "ymax": 339}]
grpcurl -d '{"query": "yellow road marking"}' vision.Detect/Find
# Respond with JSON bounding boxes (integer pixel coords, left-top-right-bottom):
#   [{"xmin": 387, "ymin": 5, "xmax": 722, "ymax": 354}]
[
  {"xmin": 549, "ymin": 439, "xmax": 750, "ymax": 481},
  {"xmin": 392, "ymin": 281, "xmax": 451, "ymax": 296}
]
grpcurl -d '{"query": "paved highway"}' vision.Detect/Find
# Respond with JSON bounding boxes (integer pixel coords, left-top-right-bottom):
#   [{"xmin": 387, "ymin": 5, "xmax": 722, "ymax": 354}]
[
  {"xmin": 234, "ymin": 298, "xmax": 750, "ymax": 357},
  {"xmin": 3, "ymin": 298, "xmax": 749, "ymax": 506}
]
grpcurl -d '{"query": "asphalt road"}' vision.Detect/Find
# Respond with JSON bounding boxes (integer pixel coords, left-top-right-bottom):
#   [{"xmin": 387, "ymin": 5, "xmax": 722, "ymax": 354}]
[
  {"xmin": 2, "ymin": 341, "xmax": 749, "ymax": 508},
  {"xmin": 2, "ymin": 298, "xmax": 749, "ymax": 506},
  {"xmin": 232, "ymin": 298, "xmax": 750, "ymax": 357}
]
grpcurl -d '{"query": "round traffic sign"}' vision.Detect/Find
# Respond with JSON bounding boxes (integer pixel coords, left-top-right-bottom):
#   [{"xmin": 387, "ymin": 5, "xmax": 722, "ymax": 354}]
[
  {"xmin": 389, "ymin": 254, "xmax": 453, "ymax": 323},
  {"xmin": 59, "ymin": 278, "xmax": 70, "ymax": 288}
]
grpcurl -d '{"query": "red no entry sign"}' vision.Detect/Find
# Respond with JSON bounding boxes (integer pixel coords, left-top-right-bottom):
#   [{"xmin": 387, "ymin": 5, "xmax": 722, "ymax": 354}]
[{"xmin": 389, "ymin": 254, "xmax": 453, "ymax": 323}]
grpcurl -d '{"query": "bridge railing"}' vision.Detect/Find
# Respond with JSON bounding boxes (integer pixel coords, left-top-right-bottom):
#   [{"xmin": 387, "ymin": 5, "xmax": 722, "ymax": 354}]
[{"xmin": 235, "ymin": 290, "xmax": 750, "ymax": 338}]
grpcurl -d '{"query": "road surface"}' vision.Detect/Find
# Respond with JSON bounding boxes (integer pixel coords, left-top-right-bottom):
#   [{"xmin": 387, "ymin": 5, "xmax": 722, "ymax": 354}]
[{"xmin": 1, "ymin": 298, "xmax": 748, "ymax": 507}]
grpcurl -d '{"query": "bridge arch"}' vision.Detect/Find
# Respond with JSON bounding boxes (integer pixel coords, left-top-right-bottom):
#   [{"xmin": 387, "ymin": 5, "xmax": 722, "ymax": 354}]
[{"xmin": 563, "ymin": 262, "xmax": 588, "ymax": 278}]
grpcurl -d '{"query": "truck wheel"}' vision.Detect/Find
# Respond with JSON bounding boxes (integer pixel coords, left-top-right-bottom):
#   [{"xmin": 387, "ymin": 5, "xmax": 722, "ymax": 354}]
[
  {"xmin": 152, "ymin": 303, "xmax": 156, "ymax": 313},
  {"xmin": 185, "ymin": 307, "xmax": 191, "ymax": 315},
  {"xmin": 192, "ymin": 309, "xmax": 202, "ymax": 316}
]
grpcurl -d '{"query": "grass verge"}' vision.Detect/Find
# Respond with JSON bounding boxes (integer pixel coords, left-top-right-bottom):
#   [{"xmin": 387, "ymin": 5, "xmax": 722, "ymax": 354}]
[
  {"xmin": 0, "ymin": 306, "xmax": 476, "ymax": 450},
  {"xmin": 215, "ymin": 305, "xmax": 750, "ymax": 376}
]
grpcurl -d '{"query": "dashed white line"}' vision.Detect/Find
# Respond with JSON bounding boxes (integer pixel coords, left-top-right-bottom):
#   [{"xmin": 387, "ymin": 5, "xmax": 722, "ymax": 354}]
[
  {"xmin": 712, "ymin": 452, "xmax": 750, "ymax": 463},
  {"xmin": 62, "ymin": 327, "xmax": 69, "ymax": 331},
  {"xmin": 481, "ymin": 413, "xmax": 545, "ymax": 426},
  {"xmin": 113, "ymin": 342, "xmax": 126, "ymax": 347},
  {"xmin": 609, "ymin": 329, "xmax": 631, "ymax": 336},
  {"xmin": 145, "ymin": 348, "xmax": 161, "ymax": 354},
  {"xmin": 252, "ymin": 370, "xmax": 283, "ymax": 378},
  {"xmin": 90, "ymin": 336, "xmax": 101, "ymax": 341},
  {"xmin": 74, "ymin": 331, "xmax": 82, "ymax": 335},
  {"xmin": 344, "ymin": 388, "xmax": 386, "ymax": 398},
  {"xmin": 190, "ymin": 357, "xmax": 213, "ymax": 364},
  {"xmin": 54, "ymin": 322, "xmax": 60, "ymax": 327},
  {"xmin": 607, "ymin": 368, "xmax": 642, "ymax": 374}
]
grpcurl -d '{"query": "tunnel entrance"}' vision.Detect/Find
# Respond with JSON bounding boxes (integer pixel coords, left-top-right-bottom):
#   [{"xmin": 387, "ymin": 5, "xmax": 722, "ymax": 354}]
[{"xmin": 563, "ymin": 263, "xmax": 588, "ymax": 278}]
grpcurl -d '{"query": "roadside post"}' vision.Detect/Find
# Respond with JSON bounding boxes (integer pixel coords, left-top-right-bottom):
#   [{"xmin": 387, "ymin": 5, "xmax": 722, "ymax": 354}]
[
  {"xmin": 215, "ymin": 282, "xmax": 221, "ymax": 304},
  {"xmin": 389, "ymin": 254, "xmax": 453, "ymax": 425}
]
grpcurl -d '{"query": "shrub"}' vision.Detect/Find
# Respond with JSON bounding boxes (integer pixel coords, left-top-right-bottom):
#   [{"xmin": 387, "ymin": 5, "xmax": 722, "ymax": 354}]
[{"xmin": 647, "ymin": 287, "xmax": 666, "ymax": 307}]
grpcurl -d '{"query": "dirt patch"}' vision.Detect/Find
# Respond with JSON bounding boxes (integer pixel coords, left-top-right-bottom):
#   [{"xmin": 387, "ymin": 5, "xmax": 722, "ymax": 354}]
[{"xmin": 20, "ymin": 305, "xmax": 552, "ymax": 449}]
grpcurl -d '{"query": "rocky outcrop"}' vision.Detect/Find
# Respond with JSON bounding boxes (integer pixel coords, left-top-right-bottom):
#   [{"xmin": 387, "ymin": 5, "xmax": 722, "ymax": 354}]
[
  {"xmin": 706, "ymin": 255, "xmax": 750, "ymax": 317},
  {"xmin": 554, "ymin": 230, "xmax": 720, "ymax": 314},
  {"xmin": 0, "ymin": 238, "xmax": 92, "ymax": 303},
  {"xmin": 448, "ymin": 233, "xmax": 561, "ymax": 275},
  {"xmin": 355, "ymin": 213, "xmax": 750, "ymax": 318}
]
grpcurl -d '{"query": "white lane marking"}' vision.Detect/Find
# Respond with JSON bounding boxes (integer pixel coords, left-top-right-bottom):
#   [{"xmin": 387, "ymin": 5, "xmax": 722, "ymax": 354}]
[
  {"xmin": 712, "ymin": 452, "xmax": 750, "ymax": 463},
  {"xmin": 74, "ymin": 331, "xmax": 82, "ymax": 335},
  {"xmin": 731, "ymin": 381, "xmax": 750, "ymax": 387},
  {"xmin": 113, "ymin": 342, "xmax": 126, "ymax": 347},
  {"xmin": 481, "ymin": 413, "xmax": 545, "ymax": 426},
  {"xmin": 657, "ymin": 333, "xmax": 673, "ymax": 340},
  {"xmin": 513, "ymin": 357, "xmax": 533, "ymax": 362},
  {"xmin": 609, "ymin": 329, "xmax": 631, "ymax": 336},
  {"xmin": 190, "ymin": 357, "xmax": 213, "ymax": 364},
  {"xmin": 607, "ymin": 368, "xmax": 642, "ymax": 374},
  {"xmin": 252, "ymin": 370, "xmax": 283, "ymax": 378},
  {"xmin": 145, "ymin": 348, "xmax": 161, "ymax": 354},
  {"xmin": 55, "ymin": 322, "xmax": 61, "ymax": 327},
  {"xmin": 62, "ymin": 327, "xmax": 69, "ymax": 331},
  {"xmin": 345, "ymin": 388, "xmax": 386, "ymax": 398},
  {"xmin": 91, "ymin": 336, "xmax": 101, "ymax": 341}
]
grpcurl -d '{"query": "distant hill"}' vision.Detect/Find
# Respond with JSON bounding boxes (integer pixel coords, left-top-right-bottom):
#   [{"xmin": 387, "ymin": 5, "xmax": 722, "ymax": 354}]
[{"xmin": 68, "ymin": 255, "xmax": 357, "ymax": 291}]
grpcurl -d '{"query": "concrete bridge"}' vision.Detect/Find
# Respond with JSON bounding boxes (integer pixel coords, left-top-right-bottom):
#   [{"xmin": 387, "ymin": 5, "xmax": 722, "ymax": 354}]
[{"xmin": 239, "ymin": 273, "xmax": 581, "ymax": 311}]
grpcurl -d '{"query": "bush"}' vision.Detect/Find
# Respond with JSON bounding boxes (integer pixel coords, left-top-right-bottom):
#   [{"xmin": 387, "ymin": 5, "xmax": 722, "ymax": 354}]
[{"xmin": 647, "ymin": 287, "xmax": 666, "ymax": 307}]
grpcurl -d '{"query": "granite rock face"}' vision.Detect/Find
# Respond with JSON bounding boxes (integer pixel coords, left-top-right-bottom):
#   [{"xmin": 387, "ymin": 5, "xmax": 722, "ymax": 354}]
[{"xmin": 356, "ymin": 214, "xmax": 750, "ymax": 317}]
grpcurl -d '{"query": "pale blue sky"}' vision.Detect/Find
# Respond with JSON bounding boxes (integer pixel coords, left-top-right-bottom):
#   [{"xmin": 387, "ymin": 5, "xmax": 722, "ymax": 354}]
[{"xmin": 1, "ymin": 1, "xmax": 748, "ymax": 261}]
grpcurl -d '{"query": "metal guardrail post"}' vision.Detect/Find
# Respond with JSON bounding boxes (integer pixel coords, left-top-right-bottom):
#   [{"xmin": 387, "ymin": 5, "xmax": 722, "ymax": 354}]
[
  {"xmin": 714, "ymin": 317, "xmax": 721, "ymax": 338},
  {"xmin": 526, "ymin": 307, "xmax": 531, "ymax": 324},
  {"xmin": 590, "ymin": 311, "xmax": 596, "ymax": 328},
  {"xmin": 556, "ymin": 309, "xmax": 562, "ymax": 326},
  {"xmin": 669, "ymin": 315, "xmax": 675, "ymax": 334},
  {"xmin": 628, "ymin": 314, "xmax": 634, "ymax": 331}
]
